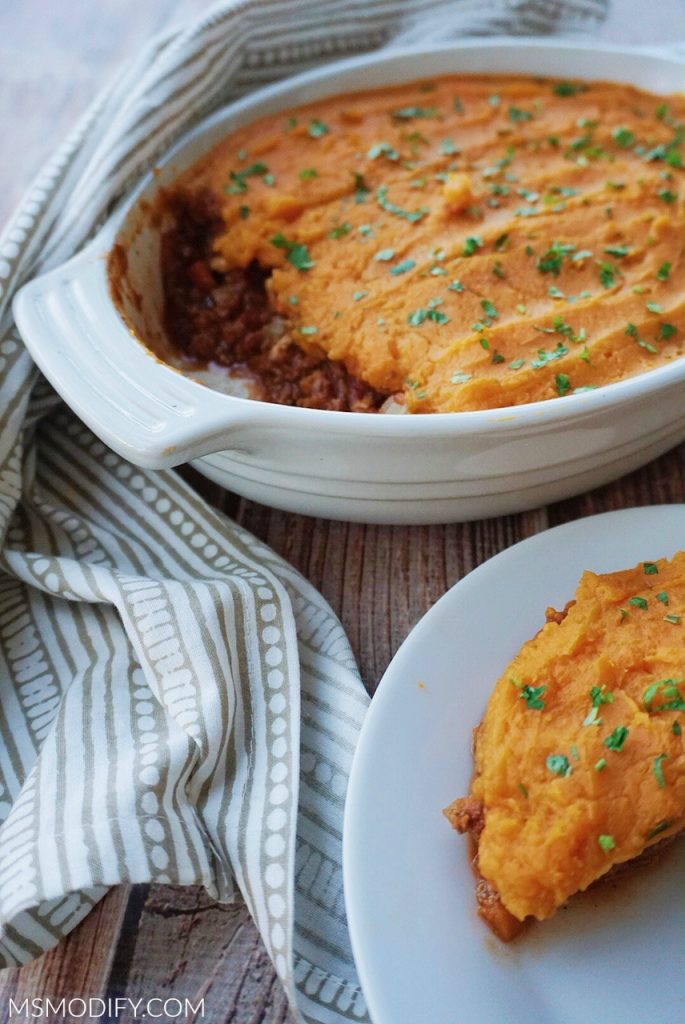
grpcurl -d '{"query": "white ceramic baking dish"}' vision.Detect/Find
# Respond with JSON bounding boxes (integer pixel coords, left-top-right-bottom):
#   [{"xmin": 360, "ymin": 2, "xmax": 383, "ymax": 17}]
[{"xmin": 13, "ymin": 39, "xmax": 685, "ymax": 524}]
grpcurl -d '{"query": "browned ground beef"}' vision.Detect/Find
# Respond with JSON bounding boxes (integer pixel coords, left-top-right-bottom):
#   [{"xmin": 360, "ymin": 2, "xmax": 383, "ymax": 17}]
[{"xmin": 161, "ymin": 190, "xmax": 387, "ymax": 412}]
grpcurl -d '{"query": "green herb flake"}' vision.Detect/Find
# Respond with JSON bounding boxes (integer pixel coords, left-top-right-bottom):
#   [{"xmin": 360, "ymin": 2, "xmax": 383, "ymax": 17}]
[
  {"xmin": 376, "ymin": 185, "xmax": 428, "ymax": 223},
  {"xmin": 598, "ymin": 834, "xmax": 616, "ymax": 853},
  {"xmin": 658, "ymin": 189, "xmax": 678, "ymax": 204},
  {"xmin": 451, "ymin": 371, "xmax": 474, "ymax": 385},
  {"xmin": 595, "ymin": 757, "xmax": 607, "ymax": 772},
  {"xmin": 599, "ymin": 263, "xmax": 617, "ymax": 288},
  {"xmin": 629, "ymin": 596, "xmax": 648, "ymax": 610},
  {"xmin": 555, "ymin": 373, "xmax": 572, "ymax": 396},
  {"xmin": 288, "ymin": 295, "xmax": 299, "ymax": 306},
  {"xmin": 659, "ymin": 323, "xmax": 678, "ymax": 340},
  {"xmin": 643, "ymin": 679, "xmax": 685, "ymax": 712},
  {"xmin": 656, "ymin": 591, "xmax": 670, "ymax": 605},
  {"xmin": 353, "ymin": 172, "xmax": 370, "ymax": 202},
  {"xmin": 441, "ymin": 138, "xmax": 459, "ymax": 155},
  {"xmin": 300, "ymin": 325, "xmax": 318, "ymax": 335},
  {"xmin": 508, "ymin": 106, "xmax": 533, "ymax": 122},
  {"xmin": 239, "ymin": 205, "xmax": 250, "ymax": 220},
  {"xmin": 653, "ymin": 753, "xmax": 668, "ymax": 788},
  {"xmin": 270, "ymin": 233, "xmax": 315, "ymax": 271},
  {"xmin": 657, "ymin": 261, "xmax": 672, "ymax": 281},
  {"xmin": 537, "ymin": 241, "xmax": 575, "ymax": 276},
  {"xmin": 368, "ymin": 141, "xmax": 399, "ymax": 161},
  {"xmin": 308, "ymin": 119, "xmax": 330, "ymax": 138},
  {"xmin": 665, "ymin": 614, "xmax": 682, "ymax": 625},
  {"xmin": 604, "ymin": 725, "xmax": 629, "ymax": 752},
  {"xmin": 604, "ymin": 245, "xmax": 630, "ymax": 258},
  {"xmin": 299, "ymin": 167, "xmax": 318, "ymax": 180},
  {"xmin": 392, "ymin": 105, "xmax": 439, "ymax": 121},
  {"xmin": 516, "ymin": 684, "xmax": 548, "ymax": 708},
  {"xmin": 643, "ymin": 562, "xmax": 659, "ymax": 575},
  {"xmin": 647, "ymin": 301, "xmax": 664, "ymax": 313},
  {"xmin": 353, "ymin": 290, "xmax": 368, "ymax": 301},
  {"xmin": 481, "ymin": 299, "xmax": 498, "ymax": 320},
  {"xmin": 510, "ymin": 358, "xmax": 526, "ymax": 370},
  {"xmin": 448, "ymin": 279, "xmax": 465, "ymax": 293},
  {"xmin": 227, "ymin": 161, "xmax": 269, "ymax": 194},
  {"xmin": 612, "ymin": 126, "xmax": 636, "ymax": 148},
  {"xmin": 646, "ymin": 819, "xmax": 673, "ymax": 840},
  {"xmin": 547, "ymin": 754, "xmax": 572, "ymax": 777},
  {"xmin": 673, "ymin": 721, "xmax": 682, "ymax": 736},
  {"xmin": 374, "ymin": 248, "xmax": 395, "ymax": 262},
  {"xmin": 390, "ymin": 259, "xmax": 416, "ymax": 276},
  {"xmin": 463, "ymin": 236, "xmax": 484, "ymax": 257},
  {"xmin": 491, "ymin": 351, "xmax": 506, "ymax": 364},
  {"xmin": 518, "ymin": 783, "xmax": 529, "ymax": 798},
  {"xmin": 329, "ymin": 222, "xmax": 352, "ymax": 239},
  {"xmin": 554, "ymin": 81, "xmax": 587, "ymax": 97}
]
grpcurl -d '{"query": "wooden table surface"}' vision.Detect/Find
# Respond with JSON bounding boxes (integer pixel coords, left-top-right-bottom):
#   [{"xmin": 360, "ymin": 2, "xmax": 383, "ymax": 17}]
[{"xmin": 0, "ymin": 1, "xmax": 683, "ymax": 1021}]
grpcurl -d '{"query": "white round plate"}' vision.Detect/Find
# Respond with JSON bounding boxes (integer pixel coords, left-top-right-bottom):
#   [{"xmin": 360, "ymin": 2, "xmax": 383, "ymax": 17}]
[{"xmin": 344, "ymin": 505, "xmax": 685, "ymax": 1024}]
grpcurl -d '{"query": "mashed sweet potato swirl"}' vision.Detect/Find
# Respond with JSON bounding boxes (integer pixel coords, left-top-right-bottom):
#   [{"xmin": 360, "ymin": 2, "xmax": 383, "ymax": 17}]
[{"xmin": 176, "ymin": 74, "xmax": 685, "ymax": 412}]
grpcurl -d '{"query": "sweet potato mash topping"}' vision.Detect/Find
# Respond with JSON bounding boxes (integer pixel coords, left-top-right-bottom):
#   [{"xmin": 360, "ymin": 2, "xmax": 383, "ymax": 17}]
[
  {"xmin": 445, "ymin": 552, "xmax": 685, "ymax": 932},
  {"xmin": 176, "ymin": 74, "xmax": 685, "ymax": 412}
]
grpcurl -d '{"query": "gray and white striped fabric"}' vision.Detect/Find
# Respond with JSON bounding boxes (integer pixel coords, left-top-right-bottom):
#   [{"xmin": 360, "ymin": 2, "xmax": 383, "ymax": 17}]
[{"xmin": 0, "ymin": 0, "xmax": 608, "ymax": 1020}]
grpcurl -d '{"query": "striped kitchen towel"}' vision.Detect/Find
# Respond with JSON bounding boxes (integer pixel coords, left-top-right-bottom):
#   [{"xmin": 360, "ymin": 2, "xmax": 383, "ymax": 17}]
[{"xmin": 0, "ymin": 0, "xmax": 608, "ymax": 1021}]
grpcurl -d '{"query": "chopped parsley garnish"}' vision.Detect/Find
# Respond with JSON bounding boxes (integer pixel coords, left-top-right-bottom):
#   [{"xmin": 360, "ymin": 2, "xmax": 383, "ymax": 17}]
[
  {"xmin": 643, "ymin": 562, "xmax": 659, "ymax": 575},
  {"xmin": 598, "ymin": 834, "xmax": 616, "ymax": 853},
  {"xmin": 547, "ymin": 754, "xmax": 572, "ymax": 777},
  {"xmin": 408, "ymin": 307, "xmax": 450, "ymax": 327},
  {"xmin": 537, "ymin": 242, "xmax": 575, "ymax": 275},
  {"xmin": 555, "ymin": 373, "xmax": 572, "ymax": 396},
  {"xmin": 353, "ymin": 172, "xmax": 370, "ymax": 202},
  {"xmin": 495, "ymin": 232, "xmax": 509, "ymax": 251},
  {"xmin": 647, "ymin": 301, "xmax": 664, "ymax": 313},
  {"xmin": 646, "ymin": 820, "xmax": 673, "ymax": 840},
  {"xmin": 299, "ymin": 167, "xmax": 318, "ymax": 180},
  {"xmin": 491, "ymin": 351, "xmax": 505, "ymax": 364},
  {"xmin": 448, "ymin": 279, "xmax": 465, "ymax": 292},
  {"xmin": 657, "ymin": 591, "xmax": 670, "ymax": 605},
  {"xmin": 270, "ymin": 233, "xmax": 315, "ymax": 271},
  {"xmin": 531, "ymin": 342, "xmax": 568, "ymax": 369},
  {"xmin": 375, "ymin": 248, "xmax": 395, "ymax": 262},
  {"xmin": 391, "ymin": 259, "xmax": 416, "ymax": 276},
  {"xmin": 659, "ymin": 323, "xmax": 677, "ymax": 340},
  {"xmin": 481, "ymin": 299, "xmax": 498, "ymax": 319},
  {"xmin": 451, "ymin": 371, "xmax": 474, "ymax": 385},
  {"xmin": 227, "ymin": 162, "xmax": 269, "ymax": 194},
  {"xmin": 463, "ymin": 236, "xmax": 484, "ymax": 257},
  {"xmin": 441, "ymin": 138, "xmax": 459, "ymax": 155},
  {"xmin": 599, "ymin": 262, "xmax": 617, "ymax": 288},
  {"xmin": 392, "ymin": 105, "xmax": 439, "ymax": 120},
  {"xmin": 376, "ymin": 185, "xmax": 428, "ymax": 223},
  {"xmin": 368, "ymin": 141, "xmax": 399, "ymax": 161},
  {"xmin": 300, "ymin": 325, "xmax": 318, "ymax": 335},
  {"xmin": 665, "ymin": 614, "xmax": 682, "ymax": 625},
  {"xmin": 643, "ymin": 679, "xmax": 685, "ymax": 712},
  {"xmin": 554, "ymin": 81, "xmax": 587, "ymax": 97},
  {"xmin": 308, "ymin": 119, "xmax": 329, "ymax": 138},
  {"xmin": 239, "ymin": 205, "xmax": 250, "ymax": 220},
  {"xmin": 629, "ymin": 596, "xmax": 648, "ymax": 610},
  {"xmin": 604, "ymin": 245, "xmax": 630, "ymax": 258},
  {"xmin": 508, "ymin": 106, "xmax": 533, "ymax": 122},
  {"xmin": 595, "ymin": 757, "xmax": 607, "ymax": 772},
  {"xmin": 353, "ymin": 291, "xmax": 368, "ymax": 301},
  {"xmin": 658, "ymin": 189, "xmax": 678, "ymax": 204},
  {"xmin": 510, "ymin": 358, "xmax": 526, "ymax": 370},
  {"xmin": 329, "ymin": 222, "xmax": 352, "ymax": 239},
  {"xmin": 604, "ymin": 725, "xmax": 629, "ymax": 751},
  {"xmin": 657, "ymin": 261, "xmax": 672, "ymax": 281},
  {"xmin": 653, "ymin": 753, "xmax": 668, "ymax": 788},
  {"xmin": 515, "ymin": 683, "xmax": 547, "ymax": 709},
  {"xmin": 518, "ymin": 783, "xmax": 529, "ymax": 798},
  {"xmin": 612, "ymin": 126, "xmax": 635, "ymax": 148},
  {"xmin": 673, "ymin": 721, "xmax": 682, "ymax": 736}
]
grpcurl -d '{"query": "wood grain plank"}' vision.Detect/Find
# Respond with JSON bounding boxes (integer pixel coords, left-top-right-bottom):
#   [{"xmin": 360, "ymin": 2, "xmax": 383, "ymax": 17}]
[{"xmin": 0, "ymin": 887, "xmax": 130, "ymax": 1020}]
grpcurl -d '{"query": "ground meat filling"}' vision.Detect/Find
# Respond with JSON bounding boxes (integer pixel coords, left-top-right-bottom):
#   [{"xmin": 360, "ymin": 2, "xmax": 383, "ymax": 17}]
[{"xmin": 161, "ymin": 190, "xmax": 387, "ymax": 412}]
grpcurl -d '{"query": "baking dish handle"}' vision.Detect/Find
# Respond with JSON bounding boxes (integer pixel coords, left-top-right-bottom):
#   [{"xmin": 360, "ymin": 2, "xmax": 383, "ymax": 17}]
[{"xmin": 13, "ymin": 244, "xmax": 251, "ymax": 469}]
